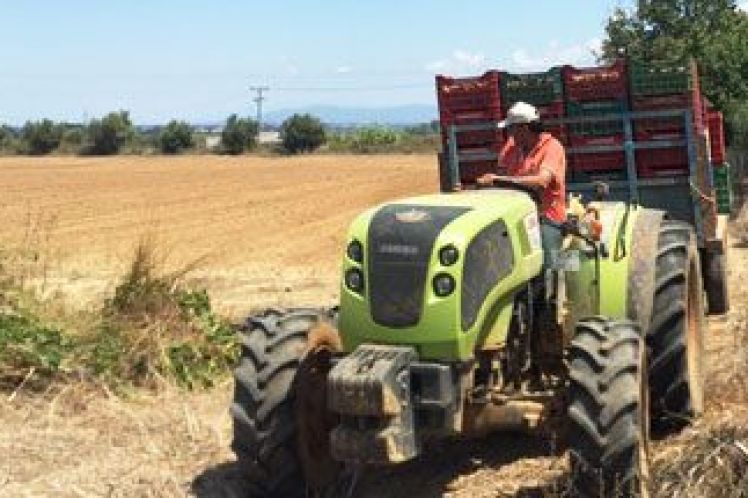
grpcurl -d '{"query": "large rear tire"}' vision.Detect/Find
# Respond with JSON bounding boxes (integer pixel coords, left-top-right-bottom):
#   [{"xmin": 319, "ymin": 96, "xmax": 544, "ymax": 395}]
[
  {"xmin": 230, "ymin": 308, "xmax": 344, "ymax": 498},
  {"xmin": 648, "ymin": 221, "xmax": 705, "ymax": 432},
  {"xmin": 568, "ymin": 317, "xmax": 650, "ymax": 497}
]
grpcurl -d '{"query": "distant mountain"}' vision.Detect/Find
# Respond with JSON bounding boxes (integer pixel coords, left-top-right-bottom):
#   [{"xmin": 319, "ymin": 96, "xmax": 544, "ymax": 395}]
[{"xmin": 264, "ymin": 104, "xmax": 437, "ymax": 126}]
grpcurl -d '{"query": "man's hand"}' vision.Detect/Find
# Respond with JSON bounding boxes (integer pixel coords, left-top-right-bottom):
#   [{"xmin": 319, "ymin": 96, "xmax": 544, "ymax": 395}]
[{"xmin": 476, "ymin": 173, "xmax": 500, "ymax": 186}]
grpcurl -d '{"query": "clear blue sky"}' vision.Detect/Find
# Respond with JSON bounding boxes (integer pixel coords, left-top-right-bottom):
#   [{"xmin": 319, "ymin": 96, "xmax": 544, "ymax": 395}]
[{"xmin": 0, "ymin": 0, "xmax": 636, "ymax": 125}]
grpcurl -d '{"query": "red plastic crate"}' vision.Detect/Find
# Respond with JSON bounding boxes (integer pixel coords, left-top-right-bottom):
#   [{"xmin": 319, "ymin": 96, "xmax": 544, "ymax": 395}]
[
  {"xmin": 437, "ymin": 154, "xmax": 507, "ymax": 189},
  {"xmin": 440, "ymin": 104, "xmax": 502, "ymax": 121},
  {"xmin": 455, "ymin": 140, "xmax": 507, "ymax": 157},
  {"xmin": 536, "ymin": 100, "xmax": 564, "ymax": 119},
  {"xmin": 571, "ymin": 168, "xmax": 628, "ymax": 183},
  {"xmin": 536, "ymin": 101, "xmax": 567, "ymax": 144},
  {"xmin": 632, "ymin": 94, "xmax": 703, "ymax": 142},
  {"xmin": 563, "ymin": 59, "xmax": 628, "ymax": 101},
  {"xmin": 569, "ymin": 134, "xmax": 625, "ymax": 147},
  {"xmin": 636, "ymin": 147, "xmax": 690, "ymax": 177},
  {"xmin": 707, "ymin": 110, "xmax": 726, "ymax": 165},
  {"xmin": 436, "ymin": 71, "xmax": 502, "ymax": 113},
  {"xmin": 632, "ymin": 93, "xmax": 704, "ymax": 138},
  {"xmin": 567, "ymin": 151, "xmax": 626, "ymax": 172},
  {"xmin": 439, "ymin": 105, "xmax": 504, "ymax": 153},
  {"xmin": 441, "ymin": 126, "xmax": 506, "ymax": 147}
]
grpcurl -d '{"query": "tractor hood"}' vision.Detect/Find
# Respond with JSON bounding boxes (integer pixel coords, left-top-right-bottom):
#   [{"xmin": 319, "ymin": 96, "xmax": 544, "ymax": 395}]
[{"xmin": 338, "ymin": 190, "xmax": 543, "ymax": 361}]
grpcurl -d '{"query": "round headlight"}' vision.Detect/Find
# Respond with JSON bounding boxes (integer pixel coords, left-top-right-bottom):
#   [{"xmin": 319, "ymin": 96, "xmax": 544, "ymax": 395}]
[
  {"xmin": 432, "ymin": 273, "xmax": 455, "ymax": 297},
  {"xmin": 439, "ymin": 245, "xmax": 459, "ymax": 266},
  {"xmin": 345, "ymin": 268, "xmax": 365, "ymax": 293},
  {"xmin": 347, "ymin": 240, "xmax": 364, "ymax": 263}
]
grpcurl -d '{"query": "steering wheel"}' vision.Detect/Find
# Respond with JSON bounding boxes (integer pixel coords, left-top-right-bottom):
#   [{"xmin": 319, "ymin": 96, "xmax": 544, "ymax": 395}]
[{"xmin": 481, "ymin": 177, "xmax": 541, "ymax": 205}]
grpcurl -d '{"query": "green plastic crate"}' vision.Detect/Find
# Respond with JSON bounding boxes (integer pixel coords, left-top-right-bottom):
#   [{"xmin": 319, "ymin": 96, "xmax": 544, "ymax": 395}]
[
  {"xmin": 629, "ymin": 60, "xmax": 698, "ymax": 96},
  {"xmin": 566, "ymin": 100, "xmax": 628, "ymax": 137},
  {"xmin": 713, "ymin": 163, "xmax": 730, "ymax": 183},
  {"xmin": 501, "ymin": 67, "xmax": 564, "ymax": 107},
  {"xmin": 713, "ymin": 164, "xmax": 733, "ymax": 214}
]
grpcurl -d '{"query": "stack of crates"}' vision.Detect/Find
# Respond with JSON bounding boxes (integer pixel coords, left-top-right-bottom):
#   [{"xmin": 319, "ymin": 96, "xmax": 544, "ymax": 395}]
[
  {"xmin": 629, "ymin": 60, "xmax": 704, "ymax": 177},
  {"xmin": 713, "ymin": 164, "xmax": 734, "ymax": 214},
  {"xmin": 500, "ymin": 67, "xmax": 566, "ymax": 144},
  {"xmin": 563, "ymin": 59, "xmax": 629, "ymax": 182},
  {"xmin": 436, "ymin": 71, "xmax": 505, "ymax": 185},
  {"xmin": 707, "ymin": 109, "xmax": 726, "ymax": 165}
]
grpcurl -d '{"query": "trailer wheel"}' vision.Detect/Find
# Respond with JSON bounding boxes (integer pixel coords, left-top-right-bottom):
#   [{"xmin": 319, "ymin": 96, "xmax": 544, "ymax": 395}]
[
  {"xmin": 648, "ymin": 221, "xmax": 705, "ymax": 432},
  {"xmin": 568, "ymin": 317, "xmax": 650, "ymax": 497},
  {"xmin": 230, "ymin": 308, "xmax": 344, "ymax": 498},
  {"xmin": 702, "ymin": 248, "xmax": 730, "ymax": 315}
]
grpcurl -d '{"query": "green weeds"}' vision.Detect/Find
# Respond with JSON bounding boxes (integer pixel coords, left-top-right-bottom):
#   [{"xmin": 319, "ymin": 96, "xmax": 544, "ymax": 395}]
[{"xmin": 0, "ymin": 237, "xmax": 237, "ymax": 394}]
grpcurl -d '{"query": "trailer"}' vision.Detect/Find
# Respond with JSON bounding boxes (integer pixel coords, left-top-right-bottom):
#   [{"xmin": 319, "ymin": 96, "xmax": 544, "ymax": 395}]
[{"xmin": 437, "ymin": 60, "xmax": 731, "ymax": 314}]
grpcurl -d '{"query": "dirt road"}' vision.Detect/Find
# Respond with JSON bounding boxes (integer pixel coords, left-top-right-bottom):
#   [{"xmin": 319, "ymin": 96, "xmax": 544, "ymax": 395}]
[{"xmin": 0, "ymin": 155, "xmax": 744, "ymax": 497}]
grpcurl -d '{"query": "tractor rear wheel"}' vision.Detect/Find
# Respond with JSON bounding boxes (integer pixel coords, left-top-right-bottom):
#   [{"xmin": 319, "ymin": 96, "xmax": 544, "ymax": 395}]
[
  {"xmin": 648, "ymin": 221, "xmax": 705, "ymax": 432},
  {"xmin": 568, "ymin": 317, "xmax": 650, "ymax": 497},
  {"xmin": 230, "ymin": 308, "xmax": 345, "ymax": 498}
]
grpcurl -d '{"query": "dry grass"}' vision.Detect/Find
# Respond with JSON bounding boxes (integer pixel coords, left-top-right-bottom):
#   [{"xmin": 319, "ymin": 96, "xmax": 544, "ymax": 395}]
[{"xmin": 0, "ymin": 382, "xmax": 235, "ymax": 498}]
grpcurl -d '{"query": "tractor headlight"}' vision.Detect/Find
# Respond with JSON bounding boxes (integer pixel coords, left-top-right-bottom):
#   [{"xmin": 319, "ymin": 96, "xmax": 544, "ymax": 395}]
[
  {"xmin": 347, "ymin": 240, "xmax": 364, "ymax": 263},
  {"xmin": 432, "ymin": 273, "xmax": 455, "ymax": 297},
  {"xmin": 438, "ymin": 245, "xmax": 459, "ymax": 266},
  {"xmin": 345, "ymin": 268, "xmax": 365, "ymax": 293}
]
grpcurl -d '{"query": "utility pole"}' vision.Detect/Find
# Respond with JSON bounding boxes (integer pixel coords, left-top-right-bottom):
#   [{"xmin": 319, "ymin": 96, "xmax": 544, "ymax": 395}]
[{"xmin": 250, "ymin": 86, "xmax": 269, "ymax": 131}]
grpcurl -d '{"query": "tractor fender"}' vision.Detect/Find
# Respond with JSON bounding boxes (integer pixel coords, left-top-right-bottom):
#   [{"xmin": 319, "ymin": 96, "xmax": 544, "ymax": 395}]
[{"xmin": 626, "ymin": 208, "xmax": 665, "ymax": 331}]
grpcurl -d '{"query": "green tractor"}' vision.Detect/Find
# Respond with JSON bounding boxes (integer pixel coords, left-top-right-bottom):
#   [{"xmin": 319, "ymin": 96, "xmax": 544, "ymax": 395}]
[{"xmin": 230, "ymin": 185, "xmax": 705, "ymax": 497}]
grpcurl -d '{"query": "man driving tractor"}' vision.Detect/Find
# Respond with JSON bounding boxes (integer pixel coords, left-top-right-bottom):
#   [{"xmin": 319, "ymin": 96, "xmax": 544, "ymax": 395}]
[{"xmin": 477, "ymin": 101, "xmax": 567, "ymax": 267}]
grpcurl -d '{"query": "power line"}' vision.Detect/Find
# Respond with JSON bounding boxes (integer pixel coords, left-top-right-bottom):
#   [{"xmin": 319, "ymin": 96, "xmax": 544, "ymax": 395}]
[
  {"xmin": 249, "ymin": 86, "xmax": 269, "ymax": 129},
  {"xmin": 273, "ymin": 83, "xmax": 432, "ymax": 92}
]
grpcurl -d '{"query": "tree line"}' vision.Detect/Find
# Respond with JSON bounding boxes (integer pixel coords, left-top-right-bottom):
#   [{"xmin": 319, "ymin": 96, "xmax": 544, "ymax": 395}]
[{"xmin": 0, "ymin": 112, "xmax": 440, "ymax": 156}]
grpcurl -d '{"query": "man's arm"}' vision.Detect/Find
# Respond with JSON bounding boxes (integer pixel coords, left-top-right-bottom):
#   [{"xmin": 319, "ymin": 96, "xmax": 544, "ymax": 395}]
[
  {"xmin": 495, "ymin": 167, "xmax": 553, "ymax": 189},
  {"xmin": 476, "ymin": 167, "xmax": 552, "ymax": 187}
]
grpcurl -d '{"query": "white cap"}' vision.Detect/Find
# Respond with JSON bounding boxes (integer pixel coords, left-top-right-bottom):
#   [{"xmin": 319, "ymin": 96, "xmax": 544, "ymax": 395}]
[{"xmin": 498, "ymin": 101, "xmax": 540, "ymax": 129}]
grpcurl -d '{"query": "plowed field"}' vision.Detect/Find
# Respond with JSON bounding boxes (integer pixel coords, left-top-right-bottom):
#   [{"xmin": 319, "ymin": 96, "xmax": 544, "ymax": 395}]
[{"xmin": 0, "ymin": 155, "xmax": 435, "ymax": 315}]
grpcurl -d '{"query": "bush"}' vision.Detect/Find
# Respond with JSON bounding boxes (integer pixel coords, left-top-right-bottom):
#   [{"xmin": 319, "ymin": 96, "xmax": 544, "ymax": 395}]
[
  {"xmin": 0, "ymin": 236, "xmax": 237, "ymax": 392},
  {"xmin": 0, "ymin": 125, "xmax": 16, "ymax": 154},
  {"xmin": 0, "ymin": 312, "xmax": 72, "ymax": 390},
  {"xmin": 21, "ymin": 119, "xmax": 62, "ymax": 155},
  {"xmin": 86, "ymin": 111, "xmax": 133, "ymax": 155},
  {"xmin": 159, "ymin": 120, "xmax": 194, "ymax": 154},
  {"xmin": 350, "ymin": 126, "xmax": 399, "ymax": 153},
  {"xmin": 221, "ymin": 114, "xmax": 258, "ymax": 154},
  {"xmin": 280, "ymin": 113, "xmax": 326, "ymax": 153},
  {"xmin": 59, "ymin": 125, "xmax": 85, "ymax": 153},
  {"xmin": 0, "ymin": 125, "xmax": 13, "ymax": 145},
  {"xmin": 94, "ymin": 238, "xmax": 237, "ymax": 388}
]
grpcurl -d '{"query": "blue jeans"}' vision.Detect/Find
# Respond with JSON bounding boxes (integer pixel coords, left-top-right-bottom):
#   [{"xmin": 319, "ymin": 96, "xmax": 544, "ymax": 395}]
[{"xmin": 541, "ymin": 221, "xmax": 563, "ymax": 271}]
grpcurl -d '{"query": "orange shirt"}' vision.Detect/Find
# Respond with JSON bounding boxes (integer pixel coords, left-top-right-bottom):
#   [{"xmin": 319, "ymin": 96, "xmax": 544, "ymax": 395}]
[{"xmin": 499, "ymin": 132, "xmax": 567, "ymax": 222}]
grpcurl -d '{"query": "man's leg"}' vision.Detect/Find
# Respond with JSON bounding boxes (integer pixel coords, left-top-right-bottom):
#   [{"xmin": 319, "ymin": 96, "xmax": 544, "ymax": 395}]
[{"xmin": 540, "ymin": 221, "xmax": 563, "ymax": 272}]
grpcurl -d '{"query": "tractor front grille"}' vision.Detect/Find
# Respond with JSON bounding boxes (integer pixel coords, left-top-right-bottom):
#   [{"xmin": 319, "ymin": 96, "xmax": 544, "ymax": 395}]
[
  {"xmin": 368, "ymin": 205, "xmax": 471, "ymax": 328},
  {"xmin": 461, "ymin": 220, "xmax": 514, "ymax": 330}
]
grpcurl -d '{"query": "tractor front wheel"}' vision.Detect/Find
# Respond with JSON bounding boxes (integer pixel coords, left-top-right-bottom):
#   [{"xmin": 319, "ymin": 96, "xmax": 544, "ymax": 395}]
[
  {"xmin": 230, "ymin": 308, "xmax": 345, "ymax": 498},
  {"xmin": 567, "ymin": 317, "xmax": 650, "ymax": 497}
]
